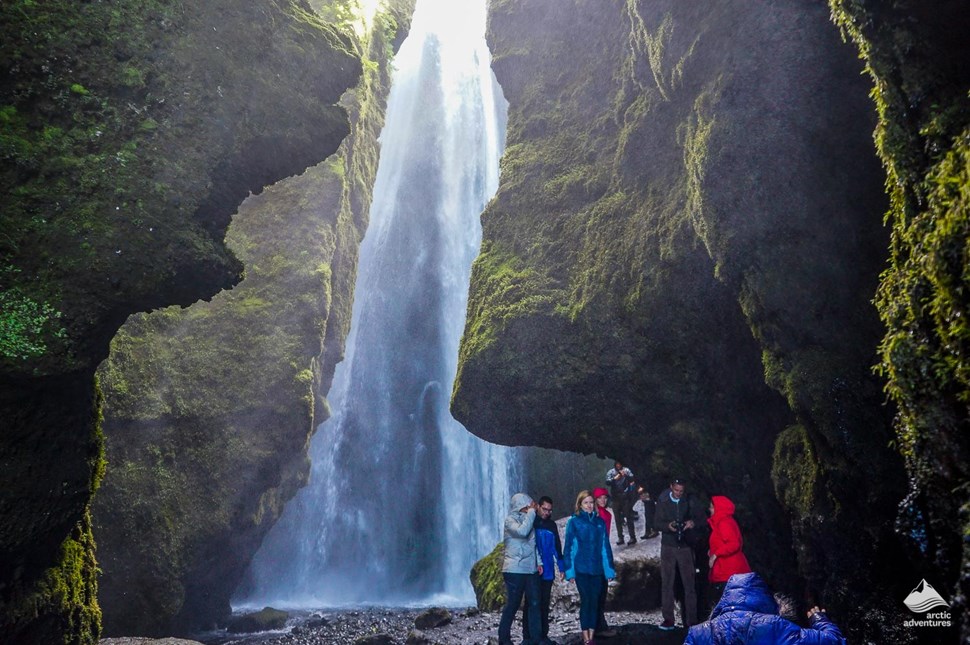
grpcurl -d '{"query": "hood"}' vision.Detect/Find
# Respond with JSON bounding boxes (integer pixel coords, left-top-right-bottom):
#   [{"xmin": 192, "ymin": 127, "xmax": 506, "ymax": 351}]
[
  {"xmin": 711, "ymin": 495, "xmax": 736, "ymax": 518},
  {"xmin": 711, "ymin": 572, "xmax": 778, "ymax": 618},
  {"xmin": 510, "ymin": 492, "xmax": 534, "ymax": 512},
  {"xmin": 593, "ymin": 487, "xmax": 609, "ymax": 498}
]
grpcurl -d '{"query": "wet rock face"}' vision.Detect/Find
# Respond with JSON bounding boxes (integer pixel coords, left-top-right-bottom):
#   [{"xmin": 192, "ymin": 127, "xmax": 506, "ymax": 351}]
[
  {"xmin": 90, "ymin": 1, "xmax": 417, "ymax": 637},
  {"xmin": 827, "ymin": 0, "xmax": 970, "ymax": 637},
  {"xmin": 0, "ymin": 1, "xmax": 361, "ymax": 641},
  {"xmin": 456, "ymin": 0, "xmax": 908, "ymax": 638}
]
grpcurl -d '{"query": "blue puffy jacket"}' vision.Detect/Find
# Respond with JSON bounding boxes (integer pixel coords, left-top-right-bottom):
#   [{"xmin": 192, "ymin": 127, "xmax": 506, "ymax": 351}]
[
  {"xmin": 685, "ymin": 573, "xmax": 847, "ymax": 644},
  {"xmin": 563, "ymin": 511, "xmax": 615, "ymax": 579}
]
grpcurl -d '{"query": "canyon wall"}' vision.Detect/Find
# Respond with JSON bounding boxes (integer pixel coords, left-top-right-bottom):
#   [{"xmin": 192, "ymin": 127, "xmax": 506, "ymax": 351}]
[
  {"xmin": 91, "ymin": 0, "xmax": 414, "ymax": 635},
  {"xmin": 0, "ymin": 1, "xmax": 364, "ymax": 641},
  {"xmin": 454, "ymin": 0, "xmax": 916, "ymax": 639}
]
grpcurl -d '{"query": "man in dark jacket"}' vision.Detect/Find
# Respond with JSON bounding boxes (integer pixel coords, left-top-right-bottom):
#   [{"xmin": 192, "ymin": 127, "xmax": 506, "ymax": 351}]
[
  {"xmin": 654, "ymin": 477, "xmax": 700, "ymax": 629},
  {"xmin": 606, "ymin": 461, "xmax": 638, "ymax": 545},
  {"xmin": 523, "ymin": 496, "xmax": 565, "ymax": 644},
  {"xmin": 685, "ymin": 572, "xmax": 847, "ymax": 644}
]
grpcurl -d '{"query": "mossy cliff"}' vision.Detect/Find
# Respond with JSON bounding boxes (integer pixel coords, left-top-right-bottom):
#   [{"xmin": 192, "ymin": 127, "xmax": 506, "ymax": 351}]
[
  {"xmin": 454, "ymin": 0, "xmax": 908, "ymax": 639},
  {"xmin": 91, "ymin": 1, "xmax": 414, "ymax": 636},
  {"xmin": 0, "ymin": 0, "xmax": 362, "ymax": 642},
  {"xmin": 828, "ymin": 0, "xmax": 970, "ymax": 636}
]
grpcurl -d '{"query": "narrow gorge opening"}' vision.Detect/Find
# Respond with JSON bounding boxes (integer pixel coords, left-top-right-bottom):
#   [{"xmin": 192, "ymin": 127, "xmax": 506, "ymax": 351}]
[{"xmin": 234, "ymin": 0, "xmax": 517, "ymax": 608}]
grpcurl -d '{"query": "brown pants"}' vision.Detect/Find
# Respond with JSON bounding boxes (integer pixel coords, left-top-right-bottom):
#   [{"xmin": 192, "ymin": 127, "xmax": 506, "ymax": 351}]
[{"xmin": 660, "ymin": 544, "xmax": 698, "ymax": 626}]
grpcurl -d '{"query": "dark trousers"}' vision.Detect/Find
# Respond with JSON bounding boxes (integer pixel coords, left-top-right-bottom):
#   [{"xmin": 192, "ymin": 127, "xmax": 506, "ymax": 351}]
[
  {"xmin": 522, "ymin": 577, "xmax": 554, "ymax": 641},
  {"xmin": 575, "ymin": 573, "xmax": 604, "ymax": 630},
  {"xmin": 596, "ymin": 574, "xmax": 609, "ymax": 631},
  {"xmin": 499, "ymin": 572, "xmax": 541, "ymax": 644},
  {"xmin": 614, "ymin": 495, "xmax": 636, "ymax": 541},
  {"xmin": 661, "ymin": 544, "xmax": 697, "ymax": 626}
]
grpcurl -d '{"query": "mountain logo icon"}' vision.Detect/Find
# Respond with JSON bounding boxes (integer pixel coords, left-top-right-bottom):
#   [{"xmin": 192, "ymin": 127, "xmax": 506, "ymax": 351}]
[{"xmin": 904, "ymin": 579, "xmax": 950, "ymax": 613}]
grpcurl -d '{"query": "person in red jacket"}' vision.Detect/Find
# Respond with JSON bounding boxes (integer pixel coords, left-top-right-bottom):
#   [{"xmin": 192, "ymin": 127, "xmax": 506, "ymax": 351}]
[{"xmin": 706, "ymin": 495, "xmax": 751, "ymax": 612}]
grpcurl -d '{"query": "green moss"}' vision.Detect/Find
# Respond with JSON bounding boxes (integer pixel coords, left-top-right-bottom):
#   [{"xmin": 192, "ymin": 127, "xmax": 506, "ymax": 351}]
[
  {"xmin": 771, "ymin": 425, "xmax": 820, "ymax": 520},
  {"xmin": 469, "ymin": 542, "xmax": 506, "ymax": 612},
  {"xmin": 460, "ymin": 244, "xmax": 563, "ymax": 363},
  {"xmin": 3, "ymin": 512, "xmax": 102, "ymax": 645}
]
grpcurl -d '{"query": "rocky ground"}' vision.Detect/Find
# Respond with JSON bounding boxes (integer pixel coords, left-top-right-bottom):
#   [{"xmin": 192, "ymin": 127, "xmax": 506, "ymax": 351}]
[
  {"xmin": 102, "ymin": 512, "xmax": 690, "ymax": 645},
  {"xmin": 103, "ymin": 605, "xmax": 688, "ymax": 645}
]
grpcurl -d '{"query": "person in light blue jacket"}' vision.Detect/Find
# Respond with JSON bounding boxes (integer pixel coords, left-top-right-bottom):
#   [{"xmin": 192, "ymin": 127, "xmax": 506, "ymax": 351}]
[
  {"xmin": 564, "ymin": 490, "xmax": 616, "ymax": 645},
  {"xmin": 499, "ymin": 492, "xmax": 542, "ymax": 645}
]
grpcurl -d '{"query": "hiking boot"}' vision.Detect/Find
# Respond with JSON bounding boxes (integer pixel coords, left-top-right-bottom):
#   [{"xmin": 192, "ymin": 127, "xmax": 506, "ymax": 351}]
[
  {"xmin": 659, "ymin": 619, "xmax": 676, "ymax": 631},
  {"xmin": 597, "ymin": 628, "xmax": 617, "ymax": 638},
  {"xmin": 627, "ymin": 538, "xmax": 637, "ymax": 545},
  {"xmin": 616, "ymin": 538, "xmax": 624, "ymax": 545}
]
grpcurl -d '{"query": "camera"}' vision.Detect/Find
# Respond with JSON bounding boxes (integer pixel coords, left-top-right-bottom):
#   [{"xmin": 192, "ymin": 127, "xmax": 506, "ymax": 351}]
[{"xmin": 673, "ymin": 519, "xmax": 687, "ymax": 543}]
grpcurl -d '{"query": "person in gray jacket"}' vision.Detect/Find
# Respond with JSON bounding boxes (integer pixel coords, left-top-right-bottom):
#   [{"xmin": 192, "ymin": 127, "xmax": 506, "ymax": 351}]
[{"xmin": 499, "ymin": 492, "xmax": 543, "ymax": 645}]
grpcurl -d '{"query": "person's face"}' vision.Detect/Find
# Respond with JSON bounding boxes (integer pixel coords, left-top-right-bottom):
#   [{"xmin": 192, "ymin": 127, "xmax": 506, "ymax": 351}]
[
  {"xmin": 670, "ymin": 483, "xmax": 685, "ymax": 499},
  {"xmin": 581, "ymin": 496, "xmax": 595, "ymax": 513},
  {"xmin": 708, "ymin": 502, "xmax": 715, "ymax": 516},
  {"xmin": 539, "ymin": 501, "xmax": 553, "ymax": 519},
  {"xmin": 596, "ymin": 494, "xmax": 608, "ymax": 507}
]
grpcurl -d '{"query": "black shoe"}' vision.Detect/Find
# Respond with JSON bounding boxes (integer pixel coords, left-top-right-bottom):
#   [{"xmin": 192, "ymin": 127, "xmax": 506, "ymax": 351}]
[
  {"xmin": 640, "ymin": 534, "xmax": 649, "ymax": 539},
  {"xmin": 616, "ymin": 538, "xmax": 624, "ymax": 545},
  {"xmin": 628, "ymin": 538, "xmax": 637, "ymax": 545}
]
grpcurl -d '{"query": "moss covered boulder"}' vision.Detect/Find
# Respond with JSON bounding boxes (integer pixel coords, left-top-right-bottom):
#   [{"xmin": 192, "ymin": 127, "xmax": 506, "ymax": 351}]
[
  {"xmin": 469, "ymin": 543, "xmax": 506, "ymax": 612},
  {"xmin": 454, "ymin": 0, "xmax": 909, "ymax": 639},
  {"xmin": 0, "ymin": 0, "xmax": 363, "ymax": 642}
]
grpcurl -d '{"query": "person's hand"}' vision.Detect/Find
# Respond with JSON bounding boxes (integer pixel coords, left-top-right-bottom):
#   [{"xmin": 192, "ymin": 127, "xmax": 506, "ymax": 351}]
[
  {"xmin": 685, "ymin": 520, "xmax": 695, "ymax": 529},
  {"xmin": 537, "ymin": 565, "xmax": 543, "ymax": 576},
  {"xmin": 708, "ymin": 554, "xmax": 716, "ymax": 568},
  {"xmin": 668, "ymin": 521, "xmax": 677, "ymax": 531},
  {"xmin": 807, "ymin": 606, "xmax": 826, "ymax": 619}
]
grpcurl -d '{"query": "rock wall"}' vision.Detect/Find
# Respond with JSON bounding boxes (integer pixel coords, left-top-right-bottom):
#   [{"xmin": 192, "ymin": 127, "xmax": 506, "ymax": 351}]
[
  {"xmin": 0, "ymin": 1, "xmax": 362, "ymax": 642},
  {"xmin": 91, "ymin": 1, "xmax": 414, "ymax": 636},
  {"xmin": 454, "ymin": 0, "xmax": 911, "ymax": 639},
  {"xmin": 828, "ymin": 0, "xmax": 970, "ymax": 638}
]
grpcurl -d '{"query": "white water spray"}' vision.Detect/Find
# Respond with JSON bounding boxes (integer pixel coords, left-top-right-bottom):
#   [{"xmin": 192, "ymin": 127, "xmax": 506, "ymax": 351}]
[{"xmin": 236, "ymin": 0, "xmax": 514, "ymax": 607}]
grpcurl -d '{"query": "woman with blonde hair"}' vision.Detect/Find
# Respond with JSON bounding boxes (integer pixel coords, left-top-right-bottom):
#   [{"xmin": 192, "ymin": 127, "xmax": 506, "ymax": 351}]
[{"xmin": 564, "ymin": 490, "xmax": 616, "ymax": 645}]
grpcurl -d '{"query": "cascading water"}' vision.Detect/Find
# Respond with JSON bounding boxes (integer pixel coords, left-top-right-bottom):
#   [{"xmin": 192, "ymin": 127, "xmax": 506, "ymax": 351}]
[{"xmin": 236, "ymin": 0, "xmax": 515, "ymax": 607}]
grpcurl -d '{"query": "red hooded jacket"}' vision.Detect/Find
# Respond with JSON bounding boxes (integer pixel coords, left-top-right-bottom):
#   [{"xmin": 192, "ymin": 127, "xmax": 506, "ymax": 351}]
[
  {"xmin": 593, "ymin": 487, "xmax": 612, "ymax": 535},
  {"xmin": 707, "ymin": 495, "xmax": 751, "ymax": 583}
]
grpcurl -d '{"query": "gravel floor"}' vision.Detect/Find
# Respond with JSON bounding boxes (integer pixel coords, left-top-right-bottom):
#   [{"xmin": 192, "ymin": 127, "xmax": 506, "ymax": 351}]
[{"xmin": 171, "ymin": 606, "xmax": 688, "ymax": 645}]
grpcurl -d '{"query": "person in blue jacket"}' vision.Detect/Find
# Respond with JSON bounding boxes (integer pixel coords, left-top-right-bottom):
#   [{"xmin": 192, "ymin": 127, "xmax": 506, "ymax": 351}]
[
  {"xmin": 523, "ymin": 496, "xmax": 566, "ymax": 644},
  {"xmin": 564, "ymin": 490, "xmax": 616, "ymax": 645},
  {"xmin": 684, "ymin": 572, "xmax": 847, "ymax": 644}
]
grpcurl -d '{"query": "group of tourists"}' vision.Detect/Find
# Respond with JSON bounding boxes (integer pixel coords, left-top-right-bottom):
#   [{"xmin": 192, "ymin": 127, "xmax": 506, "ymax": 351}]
[{"xmin": 497, "ymin": 464, "xmax": 847, "ymax": 645}]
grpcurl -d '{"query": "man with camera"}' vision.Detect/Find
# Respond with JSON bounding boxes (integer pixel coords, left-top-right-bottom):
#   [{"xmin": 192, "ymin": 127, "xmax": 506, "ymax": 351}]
[{"xmin": 654, "ymin": 477, "xmax": 700, "ymax": 631}]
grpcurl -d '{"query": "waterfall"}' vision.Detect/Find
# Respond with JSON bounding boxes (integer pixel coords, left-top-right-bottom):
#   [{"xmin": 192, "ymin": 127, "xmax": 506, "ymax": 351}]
[{"xmin": 236, "ymin": 0, "xmax": 514, "ymax": 607}]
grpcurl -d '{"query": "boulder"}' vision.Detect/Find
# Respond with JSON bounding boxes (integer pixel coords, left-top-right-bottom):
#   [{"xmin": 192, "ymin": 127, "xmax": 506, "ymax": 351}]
[
  {"xmin": 414, "ymin": 607, "xmax": 452, "ymax": 630},
  {"xmin": 470, "ymin": 542, "xmax": 506, "ymax": 611},
  {"xmin": 226, "ymin": 607, "xmax": 288, "ymax": 634}
]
